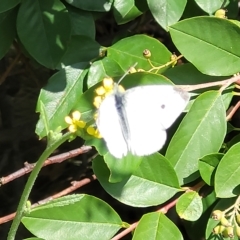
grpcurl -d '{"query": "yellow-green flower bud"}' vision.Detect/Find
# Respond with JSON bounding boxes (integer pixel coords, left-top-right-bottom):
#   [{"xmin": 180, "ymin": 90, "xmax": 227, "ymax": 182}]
[
  {"xmin": 222, "ymin": 228, "xmax": 229, "ymax": 238},
  {"xmin": 236, "ymin": 214, "xmax": 240, "ymax": 224},
  {"xmin": 143, "ymin": 49, "xmax": 151, "ymax": 59},
  {"xmin": 213, "ymin": 225, "xmax": 225, "ymax": 234},
  {"xmin": 215, "ymin": 9, "xmax": 227, "ymax": 18},
  {"xmin": 212, "ymin": 210, "xmax": 224, "ymax": 220},
  {"xmin": 220, "ymin": 216, "xmax": 231, "ymax": 227},
  {"xmin": 226, "ymin": 226, "xmax": 234, "ymax": 238},
  {"xmin": 170, "ymin": 53, "xmax": 178, "ymax": 67},
  {"xmin": 236, "ymin": 225, "xmax": 240, "ymax": 238}
]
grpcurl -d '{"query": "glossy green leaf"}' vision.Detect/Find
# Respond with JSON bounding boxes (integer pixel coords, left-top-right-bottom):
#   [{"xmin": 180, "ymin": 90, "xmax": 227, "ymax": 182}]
[
  {"xmin": 205, "ymin": 198, "xmax": 237, "ymax": 240},
  {"xmin": 36, "ymin": 63, "xmax": 88, "ymax": 138},
  {"xmin": 169, "ymin": 17, "xmax": 240, "ymax": 76},
  {"xmin": 164, "ymin": 63, "xmax": 227, "ymax": 86},
  {"xmin": 0, "ymin": 9, "xmax": 16, "ymax": 59},
  {"xmin": 113, "ymin": 0, "xmax": 143, "ymax": 24},
  {"xmin": 64, "ymin": 0, "xmax": 113, "ymax": 12},
  {"xmin": 183, "ymin": 190, "xmax": 217, "ymax": 240},
  {"xmin": 87, "ymin": 57, "xmax": 124, "ymax": 88},
  {"xmin": 67, "ymin": 5, "xmax": 95, "ymax": 38},
  {"xmin": 215, "ymin": 142, "xmax": 240, "ymax": 198},
  {"xmin": 166, "ymin": 91, "xmax": 226, "ymax": 184},
  {"xmin": 176, "ymin": 191, "xmax": 203, "ymax": 221},
  {"xmin": 104, "ymin": 153, "xmax": 143, "ymax": 183},
  {"xmin": 199, "ymin": 153, "xmax": 223, "ymax": 186},
  {"xmin": 194, "ymin": 0, "xmax": 224, "ymax": 15},
  {"xmin": 107, "ymin": 34, "xmax": 172, "ymax": 73},
  {"xmin": 133, "ymin": 212, "xmax": 183, "ymax": 240},
  {"xmin": 22, "ymin": 195, "xmax": 122, "ymax": 240},
  {"xmin": 24, "ymin": 238, "xmax": 44, "ymax": 240},
  {"xmin": 17, "ymin": 0, "xmax": 71, "ymax": 69},
  {"xmin": 93, "ymin": 153, "xmax": 180, "ymax": 207},
  {"xmin": 0, "ymin": 0, "xmax": 19, "ymax": 13},
  {"xmin": 57, "ymin": 35, "xmax": 101, "ymax": 68},
  {"xmin": 147, "ymin": 0, "xmax": 187, "ymax": 30}
]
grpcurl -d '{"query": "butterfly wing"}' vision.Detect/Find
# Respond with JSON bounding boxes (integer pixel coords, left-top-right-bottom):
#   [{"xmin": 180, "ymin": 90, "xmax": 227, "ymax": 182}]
[
  {"xmin": 122, "ymin": 85, "xmax": 189, "ymax": 156},
  {"xmin": 96, "ymin": 94, "xmax": 128, "ymax": 158}
]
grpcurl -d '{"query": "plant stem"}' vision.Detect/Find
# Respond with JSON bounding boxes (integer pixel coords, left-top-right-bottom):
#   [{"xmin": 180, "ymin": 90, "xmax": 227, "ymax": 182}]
[{"xmin": 7, "ymin": 132, "xmax": 71, "ymax": 240}]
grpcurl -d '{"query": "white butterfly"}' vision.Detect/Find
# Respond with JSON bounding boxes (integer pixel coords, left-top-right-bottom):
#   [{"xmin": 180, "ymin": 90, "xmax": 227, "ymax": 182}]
[{"xmin": 96, "ymin": 84, "xmax": 190, "ymax": 159}]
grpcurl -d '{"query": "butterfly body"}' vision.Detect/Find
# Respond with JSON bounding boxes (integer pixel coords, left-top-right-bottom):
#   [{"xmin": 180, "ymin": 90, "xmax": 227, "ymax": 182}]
[{"xmin": 96, "ymin": 84, "xmax": 190, "ymax": 158}]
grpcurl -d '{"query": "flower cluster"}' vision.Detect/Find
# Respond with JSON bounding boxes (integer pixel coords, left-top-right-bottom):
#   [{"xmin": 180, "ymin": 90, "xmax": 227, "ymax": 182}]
[
  {"xmin": 65, "ymin": 111, "xmax": 86, "ymax": 133},
  {"xmin": 93, "ymin": 77, "xmax": 125, "ymax": 109},
  {"xmin": 212, "ymin": 209, "xmax": 240, "ymax": 238}
]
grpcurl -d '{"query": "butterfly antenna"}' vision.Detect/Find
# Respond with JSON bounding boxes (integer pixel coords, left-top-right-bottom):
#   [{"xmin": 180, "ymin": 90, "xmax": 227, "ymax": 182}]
[{"xmin": 117, "ymin": 62, "xmax": 138, "ymax": 84}]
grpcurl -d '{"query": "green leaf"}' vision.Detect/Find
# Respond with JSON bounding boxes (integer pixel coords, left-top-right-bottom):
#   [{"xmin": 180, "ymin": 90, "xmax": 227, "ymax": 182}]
[
  {"xmin": 93, "ymin": 153, "xmax": 180, "ymax": 207},
  {"xmin": 17, "ymin": 0, "xmax": 71, "ymax": 69},
  {"xmin": 176, "ymin": 191, "xmax": 203, "ymax": 221},
  {"xmin": 57, "ymin": 35, "xmax": 101, "ymax": 68},
  {"xmin": 22, "ymin": 195, "xmax": 122, "ymax": 240},
  {"xmin": 133, "ymin": 212, "xmax": 183, "ymax": 240},
  {"xmin": 199, "ymin": 153, "xmax": 223, "ymax": 186},
  {"xmin": 107, "ymin": 34, "xmax": 172, "ymax": 73},
  {"xmin": 0, "ymin": 0, "xmax": 19, "ymax": 13},
  {"xmin": 24, "ymin": 238, "xmax": 44, "ymax": 240},
  {"xmin": 183, "ymin": 190, "xmax": 217, "ymax": 240},
  {"xmin": 215, "ymin": 142, "xmax": 240, "ymax": 198},
  {"xmin": 66, "ymin": 5, "xmax": 95, "ymax": 38},
  {"xmin": 147, "ymin": 0, "xmax": 187, "ymax": 30},
  {"xmin": 113, "ymin": 0, "xmax": 143, "ymax": 24},
  {"xmin": 194, "ymin": 0, "xmax": 224, "ymax": 15},
  {"xmin": 164, "ymin": 63, "xmax": 227, "ymax": 86},
  {"xmin": 0, "ymin": 9, "xmax": 16, "ymax": 59},
  {"xmin": 205, "ymin": 198, "xmax": 237, "ymax": 240},
  {"xmin": 169, "ymin": 17, "xmax": 240, "ymax": 76},
  {"xmin": 87, "ymin": 57, "xmax": 124, "ymax": 88},
  {"xmin": 36, "ymin": 63, "xmax": 88, "ymax": 138},
  {"xmin": 166, "ymin": 91, "xmax": 227, "ymax": 184},
  {"xmin": 64, "ymin": 0, "xmax": 113, "ymax": 12},
  {"xmin": 104, "ymin": 153, "xmax": 143, "ymax": 183}
]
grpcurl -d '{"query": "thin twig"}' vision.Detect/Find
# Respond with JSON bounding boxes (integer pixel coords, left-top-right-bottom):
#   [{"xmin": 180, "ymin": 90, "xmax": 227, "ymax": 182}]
[
  {"xmin": 0, "ymin": 174, "xmax": 96, "ymax": 224},
  {"xmin": 0, "ymin": 52, "xmax": 22, "ymax": 85},
  {"xmin": 111, "ymin": 198, "xmax": 179, "ymax": 240},
  {"xmin": 0, "ymin": 145, "xmax": 92, "ymax": 186},
  {"xmin": 178, "ymin": 74, "xmax": 240, "ymax": 92}
]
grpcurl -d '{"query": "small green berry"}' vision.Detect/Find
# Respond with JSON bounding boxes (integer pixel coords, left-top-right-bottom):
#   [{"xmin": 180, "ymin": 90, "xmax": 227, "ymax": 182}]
[
  {"xmin": 212, "ymin": 210, "xmax": 224, "ymax": 220},
  {"xmin": 215, "ymin": 9, "xmax": 227, "ymax": 18},
  {"xmin": 236, "ymin": 225, "xmax": 240, "ymax": 238},
  {"xmin": 143, "ymin": 49, "xmax": 151, "ymax": 59},
  {"xmin": 220, "ymin": 216, "xmax": 231, "ymax": 227},
  {"xmin": 226, "ymin": 226, "xmax": 234, "ymax": 238},
  {"xmin": 213, "ymin": 225, "xmax": 225, "ymax": 234}
]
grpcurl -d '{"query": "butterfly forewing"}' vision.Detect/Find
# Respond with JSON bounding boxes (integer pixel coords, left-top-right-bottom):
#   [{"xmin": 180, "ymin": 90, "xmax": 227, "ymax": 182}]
[
  {"xmin": 96, "ymin": 94, "xmax": 128, "ymax": 158},
  {"xmin": 96, "ymin": 85, "xmax": 190, "ymax": 158}
]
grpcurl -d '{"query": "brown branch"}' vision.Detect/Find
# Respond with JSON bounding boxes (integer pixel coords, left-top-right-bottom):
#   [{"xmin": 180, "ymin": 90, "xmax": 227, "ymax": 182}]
[
  {"xmin": 178, "ymin": 74, "xmax": 240, "ymax": 92},
  {"xmin": 0, "ymin": 52, "xmax": 22, "ymax": 85},
  {"xmin": 0, "ymin": 145, "xmax": 92, "ymax": 186},
  {"xmin": 226, "ymin": 101, "xmax": 240, "ymax": 121},
  {"xmin": 32, "ymin": 174, "xmax": 97, "ymax": 207},
  {"xmin": 0, "ymin": 174, "xmax": 97, "ymax": 224},
  {"xmin": 111, "ymin": 198, "xmax": 179, "ymax": 240}
]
